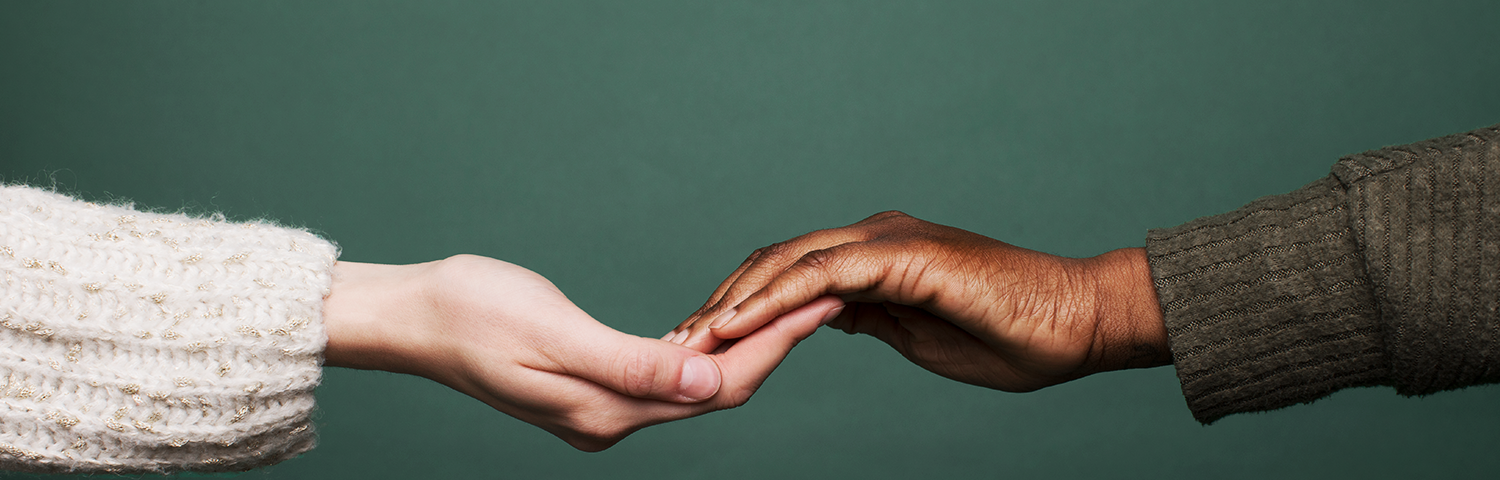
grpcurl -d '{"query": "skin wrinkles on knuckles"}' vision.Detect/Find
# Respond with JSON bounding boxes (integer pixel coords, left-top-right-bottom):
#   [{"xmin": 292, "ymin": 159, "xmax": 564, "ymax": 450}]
[
  {"xmin": 618, "ymin": 348, "xmax": 663, "ymax": 398},
  {"xmin": 682, "ymin": 211, "xmax": 1166, "ymax": 393},
  {"xmin": 658, "ymin": 210, "xmax": 1169, "ymax": 405}
]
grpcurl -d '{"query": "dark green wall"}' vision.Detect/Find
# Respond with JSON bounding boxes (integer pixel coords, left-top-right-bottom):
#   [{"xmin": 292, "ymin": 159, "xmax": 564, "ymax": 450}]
[{"xmin": 3, "ymin": 1, "xmax": 1498, "ymax": 478}]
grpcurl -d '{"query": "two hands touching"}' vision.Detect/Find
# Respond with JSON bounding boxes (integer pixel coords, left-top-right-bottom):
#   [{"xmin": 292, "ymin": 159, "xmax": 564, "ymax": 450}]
[
  {"xmin": 320, "ymin": 256, "xmax": 842, "ymax": 451},
  {"xmin": 322, "ymin": 212, "xmax": 1170, "ymax": 450},
  {"xmin": 667, "ymin": 211, "xmax": 1171, "ymax": 392}
]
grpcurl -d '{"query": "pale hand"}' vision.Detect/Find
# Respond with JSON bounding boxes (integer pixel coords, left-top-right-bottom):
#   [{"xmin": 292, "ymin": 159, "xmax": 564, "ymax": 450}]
[{"xmin": 322, "ymin": 255, "xmax": 842, "ymax": 451}]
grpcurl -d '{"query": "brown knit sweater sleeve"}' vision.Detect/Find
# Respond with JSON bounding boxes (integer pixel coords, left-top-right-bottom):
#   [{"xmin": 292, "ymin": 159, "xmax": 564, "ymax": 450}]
[{"xmin": 1145, "ymin": 124, "xmax": 1500, "ymax": 424}]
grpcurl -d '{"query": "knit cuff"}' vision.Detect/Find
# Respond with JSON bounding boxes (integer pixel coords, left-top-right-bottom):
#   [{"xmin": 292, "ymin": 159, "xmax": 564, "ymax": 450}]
[
  {"xmin": 0, "ymin": 186, "xmax": 337, "ymax": 473},
  {"xmin": 1146, "ymin": 176, "xmax": 1388, "ymax": 424}
]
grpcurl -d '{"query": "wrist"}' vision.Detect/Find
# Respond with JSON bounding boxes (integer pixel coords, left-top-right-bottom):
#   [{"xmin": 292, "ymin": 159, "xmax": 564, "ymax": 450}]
[
  {"xmin": 1081, "ymin": 248, "xmax": 1170, "ymax": 373},
  {"xmin": 322, "ymin": 261, "xmax": 445, "ymax": 376}
]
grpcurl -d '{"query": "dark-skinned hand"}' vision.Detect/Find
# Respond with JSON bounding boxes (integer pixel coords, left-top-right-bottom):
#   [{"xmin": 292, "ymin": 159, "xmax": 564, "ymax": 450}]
[{"xmin": 664, "ymin": 211, "xmax": 1169, "ymax": 392}]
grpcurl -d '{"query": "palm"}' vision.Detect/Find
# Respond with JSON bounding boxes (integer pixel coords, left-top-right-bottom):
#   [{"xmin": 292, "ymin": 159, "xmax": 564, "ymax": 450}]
[{"xmin": 834, "ymin": 301, "xmax": 1090, "ymax": 393}]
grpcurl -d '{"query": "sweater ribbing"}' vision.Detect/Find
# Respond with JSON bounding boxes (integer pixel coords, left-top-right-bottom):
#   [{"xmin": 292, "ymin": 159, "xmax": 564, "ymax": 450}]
[
  {"xmin": 1335, "ymin": 126, "xmax": 1500, "ymax": 395},
  {"xmin": 1148, "ymin": 124, "xmax": 1500, "ymax": 423},
  {"xmin": 0, "ymin": 186, "xmax": 337, "ymax": 473}
]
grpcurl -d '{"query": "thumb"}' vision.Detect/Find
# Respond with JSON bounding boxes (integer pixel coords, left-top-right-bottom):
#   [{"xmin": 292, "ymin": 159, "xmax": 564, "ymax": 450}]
[
  {"xmin": 706, "ymin": 295, "xmax": 845, "ymax": 409},
  {"xmin": 556, "ymin": 329, "xmax": 724, "ymax": 404}
]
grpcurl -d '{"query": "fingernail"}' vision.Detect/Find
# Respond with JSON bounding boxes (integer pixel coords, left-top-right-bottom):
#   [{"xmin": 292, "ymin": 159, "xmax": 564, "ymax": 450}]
[
  {"xmin": 707, "ymin": 308, "xmax": 737, "ymax": 330},
  {"xmin": 820, "ymin": 306, "xmax": 845, "ymax": 325},
  {"xmin": 671, "ymin": 330, "xmax": 690, "ymax": 345},
  {"xmin": 679, "ymin": 356, "xmax": 720, "ymax": 401},
  {"xmin": 661, "ymin": 330, "xmax": 678, "ymax": 342}
]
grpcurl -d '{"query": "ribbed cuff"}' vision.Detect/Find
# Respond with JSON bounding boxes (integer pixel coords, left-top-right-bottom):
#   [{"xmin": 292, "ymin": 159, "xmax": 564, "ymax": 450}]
[
  {"xmin": 1146, "ymin": 176, "xmax": 1388, "ymax": 424},
  {"xmin": 0, "ymin": 186, "xmax": 337, "ymax": 473}
]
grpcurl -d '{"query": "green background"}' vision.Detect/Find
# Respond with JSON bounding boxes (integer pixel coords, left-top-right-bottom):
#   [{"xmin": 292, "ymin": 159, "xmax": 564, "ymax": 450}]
[{"xmin": 3, "ymin": 1, "xmax": 1498, "ymax": 478}]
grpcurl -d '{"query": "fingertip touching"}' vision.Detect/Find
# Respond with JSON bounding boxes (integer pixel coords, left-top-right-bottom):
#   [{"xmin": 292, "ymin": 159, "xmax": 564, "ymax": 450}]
[
  {"xmin": 714, "ymin": 244, "xmax": 874, "ymax": 338},
  {"xmin": 708, "ymin": 284, "xmax": 824, "ymax": 339},
  {"xmin": 706, "ymin": 295, "xmax": 844, "ymax": 409}
]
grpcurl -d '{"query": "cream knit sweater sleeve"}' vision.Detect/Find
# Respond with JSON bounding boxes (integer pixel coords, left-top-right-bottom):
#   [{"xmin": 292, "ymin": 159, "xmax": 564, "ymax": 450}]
[{"xmin": 0, "ymin": 185, "xmax": 337, "ymax": 473}]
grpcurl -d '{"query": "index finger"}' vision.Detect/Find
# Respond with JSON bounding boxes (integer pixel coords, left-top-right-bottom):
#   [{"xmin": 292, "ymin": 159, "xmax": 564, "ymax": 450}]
[
  {"xmin": 671, "ymin": 229, "xmax": 869, "ymax": 350},
  {"xmin": 703, "ymin": 295, "xmax": 844, "ymax": 409},
  {"xmin": 711, "ymin": 241, "xmax": 912, "ymax": 339}
]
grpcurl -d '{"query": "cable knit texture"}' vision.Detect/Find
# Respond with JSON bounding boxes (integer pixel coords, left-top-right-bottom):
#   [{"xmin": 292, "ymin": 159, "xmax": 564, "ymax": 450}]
[
  {"xmin": 0, "ymin": 185, "xmax": 337, "ymax": 473},
  {"xmin": 1147, "ymin": 124, "xmax": 1500, "ymax": 423}
]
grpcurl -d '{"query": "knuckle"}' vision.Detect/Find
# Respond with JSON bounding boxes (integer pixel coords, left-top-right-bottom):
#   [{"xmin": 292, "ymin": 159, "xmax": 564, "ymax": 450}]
[
  {"xmin": 699, "ymin": 293, "xmax": 731, "ymax": 316},
  {"xmin": 757, "ymin": 242, "xmax": 796, "ymax": 264},
  {"xmin": 438, "ymin": 253, "xmax": 486, "ymax": 268},
  {"xmin": 802, "ymin": 224, "xmax": 847, "ymax": 241},
  {"xmin": 688, "ymin": 305, "xmax": 713, "ymax": 322},
  {"xmin": 864, "ymin": 210, "xmax": 910, "ymax": 223},
  {"xmin": 796, "ymin": 247, "xmax": 843, "ymax": 273},
  {"xmin": 745, "ymin": 247, "xmax": 767, "ymax": 264},
  {"xmin": 428, "ymin": 255, "xmax": 477, "ymax": 287},
  {"xmin": 618, "ymin": 349, "xmax": 664, "ymax": 398},
  {"xmin": 847, "ymin": 211, "xmax": 917, "ymax": 241}
]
